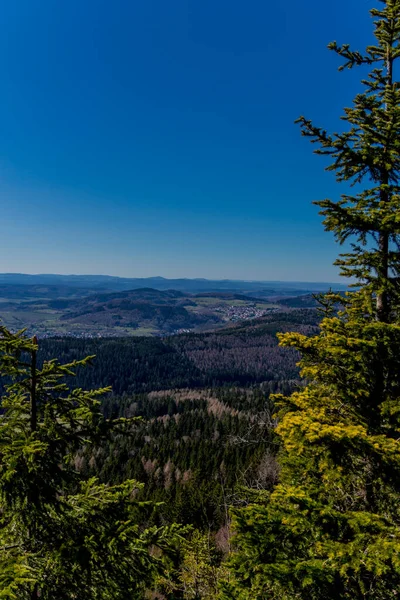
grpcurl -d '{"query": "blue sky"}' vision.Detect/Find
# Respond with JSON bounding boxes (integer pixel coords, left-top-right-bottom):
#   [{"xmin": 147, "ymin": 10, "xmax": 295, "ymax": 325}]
[{"xmin": 0, "ymin": 0, "xmax": 374, "ymax": 281}]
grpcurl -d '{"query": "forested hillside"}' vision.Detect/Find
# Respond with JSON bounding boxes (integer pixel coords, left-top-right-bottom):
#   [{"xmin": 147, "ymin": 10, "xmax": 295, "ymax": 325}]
[
  {"xmin": 33, "ymin": 310, "xmax": 318, "ymax": 536},
  {"xmin": 39, "ymin": 309, "xmax": 318, "ymax": 392},
  {"xmin": 0, "ymin": 307, "xmax": 317, "ymax": 599}
]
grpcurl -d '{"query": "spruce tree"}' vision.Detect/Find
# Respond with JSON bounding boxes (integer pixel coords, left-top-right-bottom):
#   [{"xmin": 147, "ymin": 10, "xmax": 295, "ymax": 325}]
[
  {"xmin": 0, "ymin": 327, "xmax": 183, "ymax": 599},
  {"xmin": 221, "ymin": 2, "xmax": 400, "ymax": 598}
]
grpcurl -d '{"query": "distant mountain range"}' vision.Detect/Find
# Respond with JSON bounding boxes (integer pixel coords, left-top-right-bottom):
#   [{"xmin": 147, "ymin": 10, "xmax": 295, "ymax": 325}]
[{"xmin": 0, "ymin": 273, "xmax": 347, "ymax": 294}]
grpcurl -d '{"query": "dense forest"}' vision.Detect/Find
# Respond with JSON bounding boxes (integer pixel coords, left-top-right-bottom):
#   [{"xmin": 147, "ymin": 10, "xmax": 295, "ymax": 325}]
[
  {"xmin": 2, "ymin": 2, "xmax": 400, "ymax": 598},
  {"xmin": 35, "ymin": 310, "xmax": 318, "ymax": 535},
  {"xmin": 39, "ymin": 309, "xmax": 318, "ymax": 392},
  {"xmin": 0, "ymin": 310, "xmax": 315, "ymax": 598}
]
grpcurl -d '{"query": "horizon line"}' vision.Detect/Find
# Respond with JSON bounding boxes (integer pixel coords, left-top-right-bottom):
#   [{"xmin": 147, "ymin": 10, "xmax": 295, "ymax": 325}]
[{"xmin": 0, "ymin": 272, "xmax": 347, "ymax": 286}]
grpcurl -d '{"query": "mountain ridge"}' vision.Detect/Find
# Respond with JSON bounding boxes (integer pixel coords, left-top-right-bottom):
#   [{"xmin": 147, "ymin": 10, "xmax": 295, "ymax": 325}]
[{"xmin": 0, "ymin": 273, "xmax": 347, "ymax": 293}]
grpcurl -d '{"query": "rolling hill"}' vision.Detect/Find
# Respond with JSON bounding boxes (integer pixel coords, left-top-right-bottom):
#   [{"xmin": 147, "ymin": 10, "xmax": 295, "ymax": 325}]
[{"xmin": 0, "ymin": 287, "xmax": 280, "ymax": 336}]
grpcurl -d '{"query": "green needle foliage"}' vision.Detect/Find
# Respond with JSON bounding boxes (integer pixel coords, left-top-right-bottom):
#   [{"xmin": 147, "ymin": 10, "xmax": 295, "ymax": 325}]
[
  {"xmin": 221, "ymin": 2, "xmax": 400, "ymax": 598},
  {"xmin": 0, "ymin": 327, "xmax": 184, "ymax": 600}
]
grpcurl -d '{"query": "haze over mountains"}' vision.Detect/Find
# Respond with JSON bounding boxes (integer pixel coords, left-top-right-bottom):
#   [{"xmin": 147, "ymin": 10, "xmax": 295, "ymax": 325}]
[{"xmin": 0, "ymin": 273, "xmax": 347, "ymax": 293}]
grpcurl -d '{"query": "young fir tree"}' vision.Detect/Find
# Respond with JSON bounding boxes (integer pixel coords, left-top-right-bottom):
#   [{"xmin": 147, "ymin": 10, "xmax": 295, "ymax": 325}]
[
  {"xmin": 221, "ymin": 2, "xmax": 400, "ymax": 598},
  {"xmin": 0, "ymin": 327, "xmax": 183, "ymax": 599},
  {"xmin": 160, "ymin": 530, "xmax": 228, "ymax": 600}
]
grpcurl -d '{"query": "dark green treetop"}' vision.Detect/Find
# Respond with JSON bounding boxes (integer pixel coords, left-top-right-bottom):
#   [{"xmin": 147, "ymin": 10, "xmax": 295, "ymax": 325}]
[
  {"xmin": 297, "ymin": 0, "xmax": 400, "ymax": 322},
  {"xmin": 221, "ymin": 2, "xmax": 400, "ymax": 598},
  {"xmin": 0, "ymin": 326, "xmax": 184, "ymax": 599}
]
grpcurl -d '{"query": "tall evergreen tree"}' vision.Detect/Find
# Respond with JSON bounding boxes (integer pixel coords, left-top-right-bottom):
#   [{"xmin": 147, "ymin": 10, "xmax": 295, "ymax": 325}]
[
  {"xmin": 222, "ymin": 2, "xmax": 400, "ymax": 598},
  {"xmin": 0, "ymin": 327, "xmax": 183, "ymax": 599}
]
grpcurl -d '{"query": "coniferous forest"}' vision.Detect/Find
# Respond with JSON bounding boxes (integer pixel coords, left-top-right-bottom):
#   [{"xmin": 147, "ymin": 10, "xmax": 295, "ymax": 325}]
[{"xmin": 2, "ymin": 1, "xmax": 400, "ymax": 598}]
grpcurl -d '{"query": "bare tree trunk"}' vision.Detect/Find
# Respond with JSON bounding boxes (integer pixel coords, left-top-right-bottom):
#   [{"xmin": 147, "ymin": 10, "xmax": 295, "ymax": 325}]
[
  {"xmin": 30, "ymin": 583, "xmax": 39, "ymax": 600},
  {"xmin": 377, "ymin": 229, "xmax": 389, "ymax": 323},
  {"xmin": 30, "ymin": 336, "xmax": 39, "ymax": 600},
  {"xmin": 30, "ymin": 337, "xmax": 38, "ymax": 433},
  {"xmin": 376, "ymin": 45, "xmax": 393, "ymax": 323}
]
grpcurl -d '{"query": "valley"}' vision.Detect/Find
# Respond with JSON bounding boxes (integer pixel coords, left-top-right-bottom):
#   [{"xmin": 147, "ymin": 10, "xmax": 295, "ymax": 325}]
[{"xmin": 0, "ymin": 276, "xmax": 323, "ymax": 337}]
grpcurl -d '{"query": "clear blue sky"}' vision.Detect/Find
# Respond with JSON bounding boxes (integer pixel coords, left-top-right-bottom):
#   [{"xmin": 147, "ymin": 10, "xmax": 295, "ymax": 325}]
[{"xmin": 0, "ymin": 0, "xmax": 374, "ymax": 281}]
